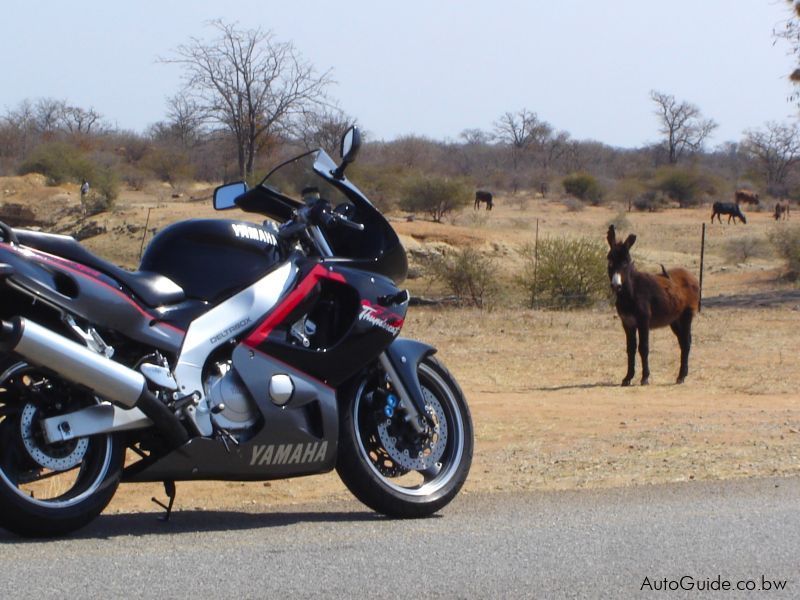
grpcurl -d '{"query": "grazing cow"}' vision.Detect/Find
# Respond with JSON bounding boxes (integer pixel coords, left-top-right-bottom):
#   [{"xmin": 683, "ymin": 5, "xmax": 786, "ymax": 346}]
[
  {"xmin": 734, "ymin": 189, "xmax": 759, "ymax": 206},
  {"xmin": 774, "ymin": 200, "xmax": 791, "ymax": 221},
  {"xmin": 711, "ymin": 201, "xmax": 747, "ymax": 224},
  {"xmin": 606, "ymin": 225, "xmax": 700, "ymax": 385},
  {"xmin": 474, "ymin": 190, "xmax": 493, "ymax": 210}
]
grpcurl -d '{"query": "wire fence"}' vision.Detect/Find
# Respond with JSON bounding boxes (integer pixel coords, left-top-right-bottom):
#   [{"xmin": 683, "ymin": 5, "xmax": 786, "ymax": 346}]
[{"xmin": 409, "ymin": 220, "xmax": 796, "ymax": 311}]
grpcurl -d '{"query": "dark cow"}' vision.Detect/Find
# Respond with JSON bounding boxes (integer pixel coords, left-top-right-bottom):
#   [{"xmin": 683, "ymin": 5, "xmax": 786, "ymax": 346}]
[
  {"xmin": 474, "ymin": 190, "xmax": 493, "ymax": 210},
  {"xmin": 711, "ymin": 201, "xmax": 747, "ymax": 224},
  {"xmin": 774, "ymin": 200, "xmax": 791, "ymax": 221},
  {"xmin": 734, "ymin": 189, "xmax": 759, "ymax": 206}
]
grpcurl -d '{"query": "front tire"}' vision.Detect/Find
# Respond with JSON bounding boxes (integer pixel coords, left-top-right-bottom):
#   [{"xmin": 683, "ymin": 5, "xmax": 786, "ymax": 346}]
[
  {"xmin": 0, "ymin": 360, "xmax": 124, "ymax": 537},
  {"xmin": 336, "ymin": 356, "xmax": 473, "ymax": 518}
]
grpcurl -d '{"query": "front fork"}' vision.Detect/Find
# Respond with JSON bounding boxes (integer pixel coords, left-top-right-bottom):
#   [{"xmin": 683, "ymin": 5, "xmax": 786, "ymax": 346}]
[{"xmin": 379, "ymin": 339, "xmax": 437, "ymax": 434}]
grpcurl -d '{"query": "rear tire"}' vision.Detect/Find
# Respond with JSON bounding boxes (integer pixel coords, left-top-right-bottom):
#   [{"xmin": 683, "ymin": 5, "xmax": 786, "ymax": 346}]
[
  {"xmin": 336, "ymin": 356, "xmax": 473, "ymax": 518},
  {"xmin": 0, "ymin": 359, "xmax": 124, "ymax": 537}
]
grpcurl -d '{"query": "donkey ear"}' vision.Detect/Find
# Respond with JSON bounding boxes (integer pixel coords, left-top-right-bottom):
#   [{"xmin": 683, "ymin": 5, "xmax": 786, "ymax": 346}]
[
  {"xmin": 624, "ymin": 234, "xmax": 637, "ymax": 249},
  {"xmin": 606, "ymin": 225, "xmax": 616, "ymax": 247}
]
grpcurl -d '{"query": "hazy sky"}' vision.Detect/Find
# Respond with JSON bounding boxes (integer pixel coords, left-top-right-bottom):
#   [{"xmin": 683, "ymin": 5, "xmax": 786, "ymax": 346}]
[{"xmin": 0, "ymin": 1, "xmax": 797, "ymax": 148}]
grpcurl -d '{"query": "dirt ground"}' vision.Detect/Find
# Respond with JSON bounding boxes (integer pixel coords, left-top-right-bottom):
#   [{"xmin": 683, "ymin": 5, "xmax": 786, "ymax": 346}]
[{"xmin": 2, "ymin": 179, "xmax": 799, "ymax": 514}]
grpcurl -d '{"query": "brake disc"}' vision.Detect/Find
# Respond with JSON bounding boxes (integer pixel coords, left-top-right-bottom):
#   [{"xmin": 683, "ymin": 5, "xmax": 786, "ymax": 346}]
[
  {"xmin": 377, "ymin": 388, "xmax": 448, "ymax": 471},
  {"xmin": 19, "ymin": 403, "xmax": 89, "ymax": 471}
]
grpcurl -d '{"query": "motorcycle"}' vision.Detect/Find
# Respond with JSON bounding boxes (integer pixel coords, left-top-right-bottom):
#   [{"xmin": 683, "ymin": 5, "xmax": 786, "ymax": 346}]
[{"xmin": 0, "ymin": 127, "xmax": 473, "ymax": 537}]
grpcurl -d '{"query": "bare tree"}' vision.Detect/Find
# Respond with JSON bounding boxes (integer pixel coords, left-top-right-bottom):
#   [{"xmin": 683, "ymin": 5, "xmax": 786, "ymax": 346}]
[
  {"xmin": 650, "ymin": 90, "xmax": 717, "ymax": 164},
  {"xmin": 493, "ymin": 109, "xmax": 552, "ymax": 171},
  {"xmin": 162, "ymin": 94, "xmax": 204, "ymax": 149},
  {"xmin": 61, "ymin": 105, "xmax": 102, "ymax": 134},
  {"xmin": 459, "ymin": 128, "xmax": 490, "ymax": 145},
  {"xmin": 33, "ymin": 98, "xmax": 67, "ymax": 135},
  {"xmin": 296, "ymin": 107, "xmax": 353, "ymax": 156},
  {"xmin": 741, "ymin": 121, "xmax": 800, "ymax": 194},
  {"xmin": 775, "ymin": 1, "xmax": 800, "ymax": 104},
  {"xmin": 164, "ymin": 20, "xmax": 332, "ymax": 179}
]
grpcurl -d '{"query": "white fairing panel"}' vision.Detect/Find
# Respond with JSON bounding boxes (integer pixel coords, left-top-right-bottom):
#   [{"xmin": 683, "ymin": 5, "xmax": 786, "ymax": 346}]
[{"xmin": 174, "ymin": 262, "xmax": 297, "ymax": 406}]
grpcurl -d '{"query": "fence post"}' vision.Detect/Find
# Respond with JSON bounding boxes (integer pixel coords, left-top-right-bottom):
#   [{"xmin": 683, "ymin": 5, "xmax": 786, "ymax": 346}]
[
  {"xmin": 139, "ymin": 207, "xmax": 153, "ymax": 260},
  {"xmin": 531, "ymin": 218, "xmax": 539, "ymax": 308},
  {"xmin": 698, "ymin": 222, "xmax": 705, "ymax": 312}
]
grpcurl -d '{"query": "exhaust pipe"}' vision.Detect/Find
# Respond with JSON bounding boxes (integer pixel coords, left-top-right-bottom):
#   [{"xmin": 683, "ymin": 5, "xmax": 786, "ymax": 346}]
[{"xmin": 0, "ymin": 317, "xmax": 188, "ymax": 447}]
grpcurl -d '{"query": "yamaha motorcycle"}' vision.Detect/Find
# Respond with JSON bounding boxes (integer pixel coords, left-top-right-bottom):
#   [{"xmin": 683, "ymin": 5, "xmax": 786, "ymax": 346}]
[{"xmin": 0, "ymin": 127, "xmax": 473, "ymax": 537}]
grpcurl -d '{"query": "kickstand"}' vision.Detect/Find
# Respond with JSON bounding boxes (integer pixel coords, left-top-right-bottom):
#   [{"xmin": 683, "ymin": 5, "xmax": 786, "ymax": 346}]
[{"xmin": 151, "ymin": 480, "xmax": 176, "ymax": 521}]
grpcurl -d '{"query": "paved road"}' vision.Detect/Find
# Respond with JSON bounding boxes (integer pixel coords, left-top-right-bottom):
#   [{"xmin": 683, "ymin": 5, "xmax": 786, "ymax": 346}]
[{"xmin": 1, "ymin": 477, "xmax": 798, "ymax": 599}]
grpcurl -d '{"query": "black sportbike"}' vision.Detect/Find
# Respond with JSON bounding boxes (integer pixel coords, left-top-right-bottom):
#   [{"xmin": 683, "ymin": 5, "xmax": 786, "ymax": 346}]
[{"xmin": 0, "ymin": 127, "xmax": 473, "ymax": 537}]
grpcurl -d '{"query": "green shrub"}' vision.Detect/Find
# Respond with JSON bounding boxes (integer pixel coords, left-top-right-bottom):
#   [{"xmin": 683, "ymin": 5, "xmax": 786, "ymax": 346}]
[
  {"xmin": 18, "ymin": 142, "xmax": 95, "ymax": 185},
  {"xmin": 562, "ymin": 172, "xmax": 603, "ymax": 205},
  {"xmin": 517, "ymin": 236, "xmax": 609, "ymax": 309},
  {"xmin": 652, "ymin": 167, "xmax": 716, "ymax": 208},
  {"xmin": 142, "ymin": 147, "xmax": 194, "ymax": 184},
  {"xmin": 632, "ymin": 190, "xmax": 670, "ymax": 212},
  {"xmin": 724, "ymin": 235, "xmax": 771, "ymax": 264},
  {"xmin": 400, "ymin": 175, "xmax": 471, "ymax": 222},
  {"xmin": 770, "ymin": 225, "xmax": 800, "ymax": 280},
  {"xmin": 426, "ymin": 246, "xmax": 498, "ymax": 308},
  {"xmin": 606, "ymin": 210, "xmax": 632, "ymax": 231},
  {"xmin": 562, "ymin": 197, "xmax": 585, "ymax": 212}
]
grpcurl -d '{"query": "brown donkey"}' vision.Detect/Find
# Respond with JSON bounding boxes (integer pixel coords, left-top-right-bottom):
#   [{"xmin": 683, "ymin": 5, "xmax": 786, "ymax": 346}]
[{"xmin": 606, "ymin": 225, "xmax": 700, "ymax": 386}]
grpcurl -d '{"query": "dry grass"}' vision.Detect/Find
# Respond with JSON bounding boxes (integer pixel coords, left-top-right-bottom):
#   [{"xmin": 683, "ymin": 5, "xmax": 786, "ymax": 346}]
[{"xmin": 3, "ymin": 176, "xmax": 799, "ymax": 513}]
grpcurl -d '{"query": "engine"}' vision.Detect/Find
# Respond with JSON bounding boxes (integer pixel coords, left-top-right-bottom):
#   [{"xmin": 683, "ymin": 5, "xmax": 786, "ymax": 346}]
[{"xmin": 204, "ymin": 362, "xmax": 260, "ymax": 432}]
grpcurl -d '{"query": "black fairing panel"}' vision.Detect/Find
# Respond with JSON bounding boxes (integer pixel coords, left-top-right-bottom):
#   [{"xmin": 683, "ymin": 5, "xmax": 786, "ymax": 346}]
[
  {"xmin": 140, "ymin": 219, "xmax": 281, "ymax": 303},
  {"xmin": 124, "ymin": 345, "xmax": 338, "ymax": 482},
  {"xmin": 247, "ymin": 260, "xmax": 408, "ymax": 387}
]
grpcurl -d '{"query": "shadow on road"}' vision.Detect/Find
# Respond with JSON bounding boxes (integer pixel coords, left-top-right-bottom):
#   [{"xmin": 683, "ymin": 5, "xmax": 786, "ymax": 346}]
[{"xmin": 0, "ymin": 507, "xmax": 398, "ymax": 543}]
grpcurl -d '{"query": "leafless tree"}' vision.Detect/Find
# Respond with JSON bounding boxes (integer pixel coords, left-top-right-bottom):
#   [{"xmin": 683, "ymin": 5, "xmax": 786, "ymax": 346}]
[
  {"xmin": 164, "ymin": 20, "xmax": 332, "ymax": 179},
  {"xmin": 741, "ymin": 121, "xmax": 800, "ymax": 194},
  {"xmin": 459, "ymin": 128, "xmax": 490, "ymax": 145},
  {"xmin": 61, "ymin": 105, "xmax": 102, "ymax": 134},
  {"xmin": 296, "ymin": 107, "xmax": 353, "ymax": 156},
  {"xmin": 775, "ymin": 1, "xmax": 800, "ymax": 104},
  {"xmin": 33, "ymin": 98, "xmax": 67, "ymax": 135},
  {"xmin": 2, "ymin": 100, "xmax": 37, "ymax": 158},
  {"xmin": 493, "ymin": 109, "xmax": 552, "ymax": 171},
  {"xmin": 161, "ymin": 94, "xmax": 204, "ymax": 149},
  {"xmin": 650, "ymin": 90, "xmax": 717, "ymax": 164}
]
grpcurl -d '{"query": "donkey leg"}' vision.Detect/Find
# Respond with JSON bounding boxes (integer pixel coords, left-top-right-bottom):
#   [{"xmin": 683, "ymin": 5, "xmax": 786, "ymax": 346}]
[
  {"xmin": 637, "ymin": 324, "xmax": 650, "ymax": 385},
  {"xmin": 622, "ymin": 325, "xmax": 636, "ymax": 386},
  {"xmin": 673, "ymin": 311, "xmax": 693, "ymax": 384}
]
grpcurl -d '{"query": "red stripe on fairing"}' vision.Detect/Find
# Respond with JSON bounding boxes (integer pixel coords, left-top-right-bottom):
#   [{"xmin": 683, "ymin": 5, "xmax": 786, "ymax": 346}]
[
  {"xmin": 3, "ymin": 243, "xmax": 185, "ymax": 335},
  {"xmin": 243, "ymin": 264, "xmax": 345, "ymax": 348}
]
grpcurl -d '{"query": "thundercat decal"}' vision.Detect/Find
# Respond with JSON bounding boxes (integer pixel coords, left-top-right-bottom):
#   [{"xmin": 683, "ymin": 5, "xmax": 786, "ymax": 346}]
[
  {"xmin": 231, "ymin": 223, "xmax": 277, "ymax": 245},
  {"xmin": 359, "ymin": 300, "xmax": 403, "ymax": 335}
]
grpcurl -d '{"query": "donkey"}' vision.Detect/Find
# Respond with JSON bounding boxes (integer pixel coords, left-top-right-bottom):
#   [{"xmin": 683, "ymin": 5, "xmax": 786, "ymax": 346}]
[
  {"xmin": 474, "ymin": 190, "xmax": 493, "ymax": 210},
  {"xmin": 774, "ymin": 200, "xmax": 790, "ymax": 221},
  {"xmin": 606, "ymin": 225, "xmax": 700, "ymax": 386},
  {"xmin": 711, "ymin": 201, "xmax": 746, "ymax": 224}
]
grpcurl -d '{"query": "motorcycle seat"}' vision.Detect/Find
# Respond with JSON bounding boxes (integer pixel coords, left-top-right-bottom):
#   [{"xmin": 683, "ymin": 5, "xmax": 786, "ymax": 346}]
[{"xmin": 13, "ymin": 229, "xmax": 186, "ymax": 307}]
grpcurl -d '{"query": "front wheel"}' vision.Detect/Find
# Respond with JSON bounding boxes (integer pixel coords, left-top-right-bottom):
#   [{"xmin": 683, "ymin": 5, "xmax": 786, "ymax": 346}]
[{"xmin": 336, "ymin": 356, "xmax": 473, "ymax": 517}]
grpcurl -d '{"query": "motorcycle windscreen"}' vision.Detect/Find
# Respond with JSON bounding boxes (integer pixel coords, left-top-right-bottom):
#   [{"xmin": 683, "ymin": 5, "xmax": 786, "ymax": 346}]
[{"xmin": 311, "ymin": 153, "xmax": 408, "ymax": 284}]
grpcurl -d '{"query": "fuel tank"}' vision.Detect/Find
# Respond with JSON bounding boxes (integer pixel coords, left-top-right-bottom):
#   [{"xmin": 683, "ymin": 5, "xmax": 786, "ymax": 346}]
[{"xmin": 140, "ymin": 219, "xmax": 282, "ymax": 303}]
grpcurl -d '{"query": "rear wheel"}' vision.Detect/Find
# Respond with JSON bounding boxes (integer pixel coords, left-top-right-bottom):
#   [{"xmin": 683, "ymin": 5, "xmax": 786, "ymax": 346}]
[
  {"xmin": 0, "ymin": 360, "xmax": 124, "ymax": 537},
  {"xmin": 336, "ymin": 356, "xmax": 473, "ymax": 517}
]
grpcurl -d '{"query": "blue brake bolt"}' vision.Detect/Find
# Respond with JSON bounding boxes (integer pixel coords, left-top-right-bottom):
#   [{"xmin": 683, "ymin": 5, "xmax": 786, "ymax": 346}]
[{"xmin": 384, "ymin": 393, "xmax": 398, "ymax": 418}]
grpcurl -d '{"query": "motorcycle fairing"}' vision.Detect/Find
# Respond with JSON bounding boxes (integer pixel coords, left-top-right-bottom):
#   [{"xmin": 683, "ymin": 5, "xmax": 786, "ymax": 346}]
[
  {"xmin": 172, "ymin": 261, "xmax": 298, "ymax": 435},
  {"xmin": 0, "ymin": 241, "xmax": 184, "ymax": 353},
  {"xmin": 124, "ymin": 345, "xmax": 337, "ymax": 482},
  {"xmin": 245, "ymin": 259, "xmax": 409, "ymax": 387}
]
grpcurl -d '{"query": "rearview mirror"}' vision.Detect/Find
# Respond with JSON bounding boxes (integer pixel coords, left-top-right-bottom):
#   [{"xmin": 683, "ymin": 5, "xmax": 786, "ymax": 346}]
[
  {"xmin": 214, "ymin": 182, "xmax": 247, "ymax": 210},
  {"xmin": 333, "ymin": 126, "xmax": 361, "ymax": 180}
]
